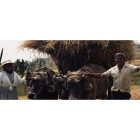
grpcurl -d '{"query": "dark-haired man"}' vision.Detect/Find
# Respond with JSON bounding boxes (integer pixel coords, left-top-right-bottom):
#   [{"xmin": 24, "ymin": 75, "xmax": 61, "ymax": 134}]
[{"xmin": 85, "ymin": 53, "xmax": 140, "ymax": 100}]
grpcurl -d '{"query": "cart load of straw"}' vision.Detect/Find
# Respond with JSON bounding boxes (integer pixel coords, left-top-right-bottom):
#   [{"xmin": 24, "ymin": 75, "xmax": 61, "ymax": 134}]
[{"xmin": 20, "ymin": 40, "xmax": 136, "ymax": 74}]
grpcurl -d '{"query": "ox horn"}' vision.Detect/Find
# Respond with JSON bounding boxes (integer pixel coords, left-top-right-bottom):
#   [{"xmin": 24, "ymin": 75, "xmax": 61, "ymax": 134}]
[
  {"xmin": 60, "ymin": 73, "xmax": 64, "ymax": 78},
  {"xmin": 67, "ymin": 78, "xmax": 80, "ymax": 83},
  {"xmin": 74, "ymin": 79, "xmax": 80, "ymax": 83}
]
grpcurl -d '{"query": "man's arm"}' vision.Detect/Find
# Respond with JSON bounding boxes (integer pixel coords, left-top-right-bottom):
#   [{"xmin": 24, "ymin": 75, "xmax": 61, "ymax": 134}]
[{"xmin": 84, "ymin": 71, "xmax": 107, "ymax": 78}]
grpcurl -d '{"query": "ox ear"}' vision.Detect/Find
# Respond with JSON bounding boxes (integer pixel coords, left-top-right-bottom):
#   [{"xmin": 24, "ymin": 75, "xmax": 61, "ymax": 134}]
[
  {"xmin": 84, "ymin": 82, "xmax": 93, "ymax": 91},
  {"xmin": 26, "ymin": 71, "xmax": 31, "ymax": 80},
  {"xmin": 46, "ymin": 85, "xmax": 55, "ymax": 92}
]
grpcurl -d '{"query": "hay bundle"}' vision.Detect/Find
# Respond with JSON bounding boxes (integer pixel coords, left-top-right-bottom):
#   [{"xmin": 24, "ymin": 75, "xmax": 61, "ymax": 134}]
[{"xmin": 20, "ymin": 40, "xmax": 136, "ymax": 74}]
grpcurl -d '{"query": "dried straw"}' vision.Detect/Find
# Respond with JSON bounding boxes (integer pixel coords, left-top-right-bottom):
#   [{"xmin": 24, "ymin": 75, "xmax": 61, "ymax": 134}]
[{"xmin": 20, "ymin": 40, "xmax": 136, "ymax": 74}]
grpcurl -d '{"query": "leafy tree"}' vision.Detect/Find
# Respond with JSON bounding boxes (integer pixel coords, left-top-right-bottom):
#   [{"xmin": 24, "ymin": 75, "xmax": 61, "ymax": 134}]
[
  {"xmin": 19, "ymin": 59, "xmax": 25, "ymax": 77},
  {"xmin": 14, "ymin": 59, "xmax": 29, "ymax": 77},
  {"xmin": 14, "ymin": 59, "xmax": 20, "ymax": 75}
]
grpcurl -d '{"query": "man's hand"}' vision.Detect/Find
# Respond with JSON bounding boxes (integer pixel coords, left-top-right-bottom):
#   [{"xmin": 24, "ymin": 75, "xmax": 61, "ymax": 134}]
[{"xmin": 84, "ymin": 71, "xmax": 90, "ymax": 77}]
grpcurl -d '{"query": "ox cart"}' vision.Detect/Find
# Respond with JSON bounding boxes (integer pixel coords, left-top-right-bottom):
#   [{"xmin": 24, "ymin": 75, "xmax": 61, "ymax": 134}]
[{"xmin": 20, "ymin": 40, "xmax": 136, "ymax": 99}]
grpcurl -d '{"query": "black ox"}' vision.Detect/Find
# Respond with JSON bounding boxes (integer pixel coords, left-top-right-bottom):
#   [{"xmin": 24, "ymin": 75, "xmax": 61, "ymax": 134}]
[
  {"xmin": 66, "ymin": 64, "xmax": 109, "ymax": 100},
  {"xmin": 52, "ymin": 64, "xmax": 108, "ymax": 100},
  {"xmin": 26, "ymin": 67, "xmax": 58, "ymax": 100}
]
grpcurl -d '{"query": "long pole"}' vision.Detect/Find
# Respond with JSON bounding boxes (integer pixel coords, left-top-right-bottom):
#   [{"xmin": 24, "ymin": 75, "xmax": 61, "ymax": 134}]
[{"xmin": 0, "ymin": 48, "xmax": 3, "ymax": 64}]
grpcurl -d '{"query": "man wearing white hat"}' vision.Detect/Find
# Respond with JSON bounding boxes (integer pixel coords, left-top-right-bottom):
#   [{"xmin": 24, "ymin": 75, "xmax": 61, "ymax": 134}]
[{"xmin": 0, "ymin": 59, "xmax": 26, "ymax": 100}]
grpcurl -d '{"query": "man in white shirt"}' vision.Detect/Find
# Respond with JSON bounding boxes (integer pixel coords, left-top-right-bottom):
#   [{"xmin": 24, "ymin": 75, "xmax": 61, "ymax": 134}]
[{"xmin": 84, "ymin": 53, "xmax": 140, "ymax": 100}]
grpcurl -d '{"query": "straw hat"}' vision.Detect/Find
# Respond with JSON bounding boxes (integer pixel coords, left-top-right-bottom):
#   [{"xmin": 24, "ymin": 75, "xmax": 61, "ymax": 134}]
[{"xmin": 0, "ymin": 59, "xmax": 15, "ymax": 68}]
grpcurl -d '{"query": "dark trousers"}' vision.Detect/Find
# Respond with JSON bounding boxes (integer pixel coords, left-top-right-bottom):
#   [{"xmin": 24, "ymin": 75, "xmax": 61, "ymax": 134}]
[{"xmin": 111, "ymin": 91, "xmax": 131, "ymax": 100}]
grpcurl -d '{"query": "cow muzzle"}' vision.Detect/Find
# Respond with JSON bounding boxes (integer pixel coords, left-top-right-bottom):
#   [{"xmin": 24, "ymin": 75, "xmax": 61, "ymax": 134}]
[
  {"xmin": 46, "ymin": 85, "xmax": 55, "ymax": 92},
  {"xmin": 28, "ymin": 92, "xmax": 37, "ymax": 99}
]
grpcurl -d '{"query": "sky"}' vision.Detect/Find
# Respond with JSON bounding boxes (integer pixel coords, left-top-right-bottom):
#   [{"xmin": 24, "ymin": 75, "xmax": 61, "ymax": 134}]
[{"xmin": 0, "ymin": 40, "xmax": 47, "ymax": 63}]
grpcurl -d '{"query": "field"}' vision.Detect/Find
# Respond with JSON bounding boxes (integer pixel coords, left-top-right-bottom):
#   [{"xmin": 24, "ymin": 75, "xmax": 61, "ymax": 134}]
[
  {"xmin": 131, "ymin": 85, "xmax": 140, "ymax": 100},
  {"xmin": 17, "ymin": 85, "xmax": 28, "ymax": 100},
  {"xmin": 18, "ymin": 96, "xmax": 28, "ymax": 100},
  {"xmin": 131, "ymin": 59, "xmax": 140, "ymax": 66}
]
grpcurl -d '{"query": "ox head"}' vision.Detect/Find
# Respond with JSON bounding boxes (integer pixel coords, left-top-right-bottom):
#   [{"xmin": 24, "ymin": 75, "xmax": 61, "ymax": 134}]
[
  {"xmin": 53, "ymin": 74, "xmax": 66, "ymax": 88},
  {"xmin": 66, "ymin": 71, "xmax": 93, "ymax": 100},
  {"xmin": 26, "ymin": 71, "xmax": 55, "ymax": 99},
  {"xmin": 52, "ymin": 74, "xmax": 69, "ymax": 100}
]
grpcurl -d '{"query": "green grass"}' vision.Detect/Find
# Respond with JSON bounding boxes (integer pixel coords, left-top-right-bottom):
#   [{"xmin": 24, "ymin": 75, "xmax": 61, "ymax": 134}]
[
  {"xmin": 131, "ymin": 77, "xmax": 140, "ymax": 85},
  {"xmin": 133, "ymin": 71, "xmax": 140, "ymax": 77},
  {"xmin": 17, "ymin": 85, "xmax": 28, "ymax": 96}
]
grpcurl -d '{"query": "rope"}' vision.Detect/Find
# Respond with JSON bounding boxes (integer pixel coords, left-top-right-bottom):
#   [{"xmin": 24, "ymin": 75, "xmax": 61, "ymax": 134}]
[{"xmin": 35, "ymin": 81, "xmax": 47, "ymax": 97}]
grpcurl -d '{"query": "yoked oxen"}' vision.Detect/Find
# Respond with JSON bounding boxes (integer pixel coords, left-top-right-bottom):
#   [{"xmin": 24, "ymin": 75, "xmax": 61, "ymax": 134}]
[
  {"xmin": 26, "ymin": 67, "xmax": 58, "ymax": 100},
  {"xmin": 66, "ymin": 64, "xmax": 108, "ymax": 100}
]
